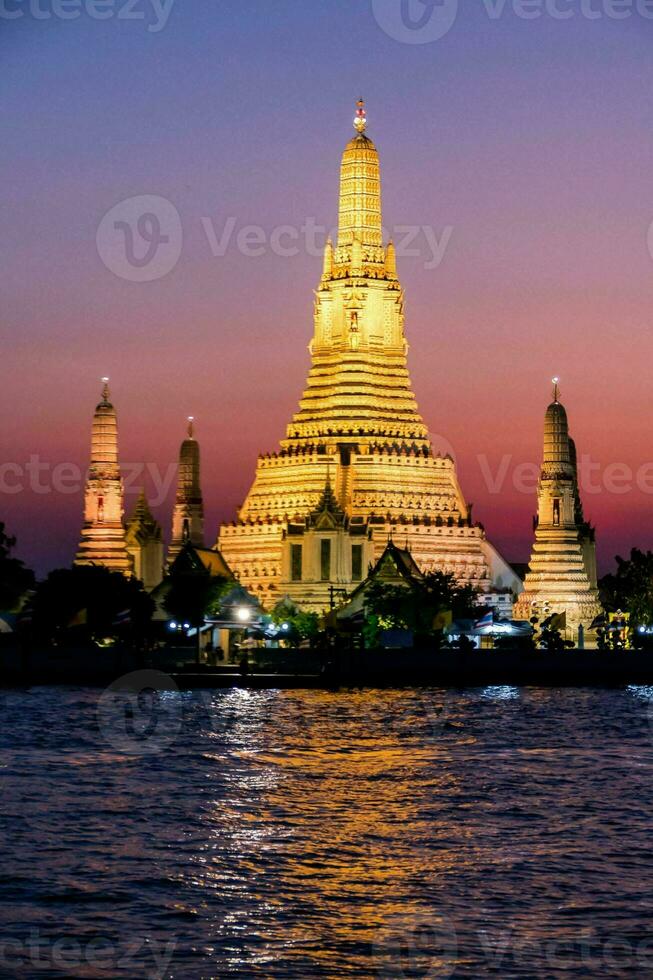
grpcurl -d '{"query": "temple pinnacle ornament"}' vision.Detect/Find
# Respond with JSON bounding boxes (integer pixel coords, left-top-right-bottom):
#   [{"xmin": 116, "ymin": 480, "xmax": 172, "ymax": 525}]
[{"xmin": 353, "ymin": 98, "xmax": 367, "ymax": 134}]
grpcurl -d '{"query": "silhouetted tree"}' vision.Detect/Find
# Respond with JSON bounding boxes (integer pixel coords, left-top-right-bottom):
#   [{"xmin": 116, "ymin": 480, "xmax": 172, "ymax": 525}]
[
  {"xmin": 32, "ymin": 565, "xmax": 153, "ymax": 643},
  {"xmin": 0, "ymin": 523, "xmax": 35, "ymax": 611},
  {"xmin": 163, "ymin": 570, "xmax": 230, "ymax": 630},
  {"xmin": 600, "ymin": 549, "xmax": 653, "ymax": 626}
]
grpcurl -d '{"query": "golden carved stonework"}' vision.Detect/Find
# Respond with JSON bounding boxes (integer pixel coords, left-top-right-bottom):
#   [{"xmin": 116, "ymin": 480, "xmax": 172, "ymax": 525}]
[{"xmin": 218, "ymin": 105, "xmax": 519, "ymax": 610}]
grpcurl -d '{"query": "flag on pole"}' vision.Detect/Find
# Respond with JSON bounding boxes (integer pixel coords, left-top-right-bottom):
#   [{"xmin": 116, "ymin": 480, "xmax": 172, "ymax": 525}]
[
  {"xmin": 112, "ymin": 609, "xmax": 131, "ymax": 627},
  {"xmin": 67, "ymin": 608, "xmax": 87, "ymax": 628},
  {"xmin": 433, "ymin": 610, "xmax": 453, "ymax": 630},
  {"xmin": 541, "ymin": 611, "xmax": 566, "ymax": 631},
  {"xmin": 474, "ymin": 610, "xmax": 493, "ymax": 630}
]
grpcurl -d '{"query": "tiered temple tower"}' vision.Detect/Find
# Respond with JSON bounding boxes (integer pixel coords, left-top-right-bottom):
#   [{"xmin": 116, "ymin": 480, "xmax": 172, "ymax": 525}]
[
  {"xmin": 513, "ymin": 380, "xmax": 603, "ymax": 634},
  {"xmin": 75, "ymin": 379, "xmax": 132, "ymax": 572},
  {"xmin": 168, "ymin": 417, "xmax": 204, "ymax": 564},
  {"xmin": 218, "ymin": 101, "xmax": 519, "ymax": 609},
  {"xmin": 125, "ymin": 490, "xmax": 164, "ymax": 590}
]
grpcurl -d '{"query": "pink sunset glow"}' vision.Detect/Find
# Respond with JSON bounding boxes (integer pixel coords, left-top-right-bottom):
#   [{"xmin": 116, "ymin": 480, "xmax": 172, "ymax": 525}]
[{"xmin": 3, "ymin": 7, "xmax": 653, "ymax": 577}]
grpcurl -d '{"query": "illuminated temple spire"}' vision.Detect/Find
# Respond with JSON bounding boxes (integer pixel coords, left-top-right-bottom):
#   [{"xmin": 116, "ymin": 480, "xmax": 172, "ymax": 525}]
[
  {"xmin": 168, "ymin": 417, "xmax": 204, "ymax": 563},
  {"xmin": 283, "ymin": 99, "xmax": 429, "ymax": 447},
  {"xmin": 75, "ymin": 378, "xmax": 132, "ymax": 573},
  {"xmin": 218, "ymin": 103, "xmax": 521, "ymax": 611},
  {"xmin": 334, "ymin": 98, "xmax": 384, "ymax": 273},
  {"xmin": 514, "ymin": 380, "xmax": 602, "ymax": 635}
]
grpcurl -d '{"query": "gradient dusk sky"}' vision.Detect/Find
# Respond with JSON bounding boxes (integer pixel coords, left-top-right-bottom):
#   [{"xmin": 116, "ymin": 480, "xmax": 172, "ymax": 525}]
[{"xmin": 3, "ymin": 0, "xmax": 653, "ymax": 578}]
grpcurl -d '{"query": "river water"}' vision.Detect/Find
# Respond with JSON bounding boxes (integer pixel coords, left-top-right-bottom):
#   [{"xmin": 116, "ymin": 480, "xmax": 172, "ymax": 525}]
[{"xmin": 2, "ymin": 683, "xmax": 653, "ymax": 978}]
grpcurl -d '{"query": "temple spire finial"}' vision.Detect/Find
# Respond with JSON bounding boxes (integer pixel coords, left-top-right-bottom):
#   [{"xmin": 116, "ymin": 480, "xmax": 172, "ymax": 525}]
[
  {"xmin": 552, "ymin": 376, "xmax": 560, "ymax": 404},
  {"xmin": 337, "ymin": 98, "xmax": 382, "ymax": 258},
  {"xmin": 101, "ymin": 376, "xmax": 110, "ymax": 404},
  {"xmin": 353, "ymin": 98, "xmax": 367, "ymax": 134},
  {"xmin": 187, "ymin": 416, "xmax": 195, "ymax": 439}
]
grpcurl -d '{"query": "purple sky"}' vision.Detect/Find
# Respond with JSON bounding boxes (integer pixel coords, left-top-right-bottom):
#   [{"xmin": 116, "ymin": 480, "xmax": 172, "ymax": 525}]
[{"xmin": 3, "ymin": 1, "xmax": 653, "ymax": 577}]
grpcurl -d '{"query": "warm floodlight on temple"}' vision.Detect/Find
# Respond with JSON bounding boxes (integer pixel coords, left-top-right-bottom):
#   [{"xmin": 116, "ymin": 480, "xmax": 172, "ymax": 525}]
[{"xmin": 216, "ymin": 101, "xmax": 522, "ymax": 615}]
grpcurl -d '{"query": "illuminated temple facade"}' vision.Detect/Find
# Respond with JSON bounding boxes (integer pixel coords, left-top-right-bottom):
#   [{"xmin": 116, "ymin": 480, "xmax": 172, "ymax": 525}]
[
  {"xmin": 218, "ymin": 103, "xmax": 520, "ymax": 610},
  {"xmin": 513, "ymin": 382, "xmax": 603, "ymax": 635}
]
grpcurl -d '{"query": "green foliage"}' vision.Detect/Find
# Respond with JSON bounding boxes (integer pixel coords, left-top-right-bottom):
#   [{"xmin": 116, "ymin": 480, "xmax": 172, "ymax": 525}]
[
  {"xmin": 363, "ymin": 571, "xmax": 479, "ymax": 638},
  {"xmin": 271, "ymin": 598, "xmax": 320, "ymax": 642},
  {"xmin": 32, "ymin": 565, "xmax": 153, "ymax": 642},
  {"xmin": 362, "ymin": 612, "xmax": 381, "ymax": 650},
  {"xmin": 0, "ymin": 523, "xmax": 35, "ymax": 611},
  {"xmin": 600, "ymin": 549, "xmax": 653, "ymax": 626}
]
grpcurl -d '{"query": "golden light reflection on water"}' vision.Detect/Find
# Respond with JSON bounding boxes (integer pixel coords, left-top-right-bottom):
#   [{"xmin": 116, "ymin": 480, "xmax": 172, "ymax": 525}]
[
  {"xmin": 168, "ymin": 688, "xmax": 653, "ymax": 976},
  {"xmin": 3, "ymin": 686, "xmax": 653, "ymax": 977},
  {"xmin": 185, "ymin": 689, "xmax": 485, "ymax": 976}
]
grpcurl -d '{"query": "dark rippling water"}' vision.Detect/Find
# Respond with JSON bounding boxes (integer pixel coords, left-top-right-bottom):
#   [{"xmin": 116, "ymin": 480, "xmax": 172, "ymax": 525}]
[{"xmin": 2, "ymin": 683, "xmax": 653, "ymax": 978}]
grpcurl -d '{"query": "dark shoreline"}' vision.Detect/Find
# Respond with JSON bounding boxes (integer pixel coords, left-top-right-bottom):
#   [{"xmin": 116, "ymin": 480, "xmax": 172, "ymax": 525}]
[{"xmin": 4, "ymin": 646, "xmax": 653, "ymax": 689}]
